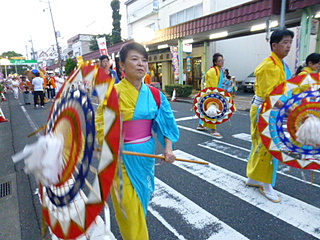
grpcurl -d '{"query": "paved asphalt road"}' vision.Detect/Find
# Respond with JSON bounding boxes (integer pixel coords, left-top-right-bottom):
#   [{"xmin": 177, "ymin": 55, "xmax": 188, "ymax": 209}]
[{"xmin": 1, "ymin": 89, "xmax": 319, "ymax": 240}]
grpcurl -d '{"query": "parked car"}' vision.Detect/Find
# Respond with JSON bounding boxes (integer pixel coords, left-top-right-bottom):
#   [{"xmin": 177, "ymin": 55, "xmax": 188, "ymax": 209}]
[{"xmin": 243, "ymin": 72, "xmax": 256, "ymax": 92}]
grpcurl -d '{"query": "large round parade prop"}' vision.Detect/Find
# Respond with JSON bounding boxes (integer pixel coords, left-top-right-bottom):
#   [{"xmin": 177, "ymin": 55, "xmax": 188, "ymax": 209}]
[
  {"xmin": 258, "ymin": 73, "xmax": 320, "ymax": 170},
  {"xmin": 193, "ymin": 87, "xmax": 235, "ymax": 124},
  {"xmin": 41, "ymin": 65, "xmax": 121, "ymax": 239}
]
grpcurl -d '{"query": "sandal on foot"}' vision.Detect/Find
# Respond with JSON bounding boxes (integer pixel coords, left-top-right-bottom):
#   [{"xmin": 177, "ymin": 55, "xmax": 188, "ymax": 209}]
[
  {"xmin": 210, "ymin": 132, "xmax": 223, "ymax": 139},
  {"xmin": 197, "ymin": 125, "xmax": 206, "ymax": 131},
  {"xmin": 259, "ymin": 185, "xmax": 281, "ymax": 203}
]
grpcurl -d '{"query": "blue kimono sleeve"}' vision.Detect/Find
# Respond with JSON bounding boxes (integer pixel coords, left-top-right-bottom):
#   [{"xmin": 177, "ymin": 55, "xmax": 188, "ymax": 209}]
[{"xmin": 152, "ymin": 92, "xmax": 180, "ymax": 147}]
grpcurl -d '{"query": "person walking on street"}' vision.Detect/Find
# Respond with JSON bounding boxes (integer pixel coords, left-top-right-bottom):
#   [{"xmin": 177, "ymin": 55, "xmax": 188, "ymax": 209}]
[
  {"xmin": 246, "ymin": 29, "xmax": 294, "ymax": 203},
  {"xmin": 294, "ymin": 53, "xmax": 320, "ymax": 76},
  {"xmin": 11, "ymin": 76, "xmax": 20, "ymax": 99},
  {"xmin": 197, "ymin": 53, "xmax": 225, "ymax": 138},
  {"xmin": 99, "ymin": 55, "xmax": 120, "ymax": 83},
  {"xmin": 31, "ymin": 69, "xmax": 45, "ymax": 108},
  {"xmin": 20, "ymin": 76, "xmax": 31, "ymax": 105},
  {"xmin": 96, "ymin": 42, "xmax": 179, "ymax": 240},
  {"xmin": 46, "ymin": 73, "xmax": 56, "ymax": 101}
]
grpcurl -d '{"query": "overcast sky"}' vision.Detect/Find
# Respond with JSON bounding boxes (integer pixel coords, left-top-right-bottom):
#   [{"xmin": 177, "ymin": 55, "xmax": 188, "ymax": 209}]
[{"xmin": 1, "ymin": 0, "xmax": 127, "ymax": 57}]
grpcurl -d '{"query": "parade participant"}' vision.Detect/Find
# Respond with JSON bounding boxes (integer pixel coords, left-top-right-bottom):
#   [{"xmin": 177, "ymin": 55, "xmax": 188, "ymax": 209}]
[
  {"xmin": 144, "ymin": 72, "xmax": 151, "ymax": 84},
  {"xmin": 99, "ymin": 55, "xmax": 120, "ymax": 83},
  {"xmin": 294, "ymin": 53, "xmax": 320, "ymax": 76},
  {"xmin": 20, "ymin": 76, "xmax": 31, "ymax": 105},
  {"xmin": 246, "ymin": 29, "xmax": 294, "ymax": 203},
  {"xmin": 11, "ymin": 76, "xmax": 20, "ymax": 99},
  {"xmin": 31, "ymin": 69, "xmax": 45, "ymax": 108},
  {"xmin": 231, "ymin": 76, "xmax": 237, "ymax": 96},
  {"xmin": 196, "ymin": 53, "xmax": 225, "ymax": 138},
  {"xmin": 96, "ymin": 42, "xmax": 179, "ymax": 240},
  {"xmin": 46, "ymin": 73, "xmax": 57, "ymax": 101},
  {"xmin": 54, "ymin": 73, "xmax": 64, "ymax": 94}
]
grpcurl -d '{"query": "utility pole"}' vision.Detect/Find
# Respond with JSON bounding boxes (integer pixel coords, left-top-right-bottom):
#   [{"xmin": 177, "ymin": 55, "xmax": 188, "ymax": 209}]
[
  {"xmin": 29, "ymin": 36, "xmax": 35, "ymax": 60},
  {"xmin": 48, "ymin": 0, "xmax": 63, "ymax": 75}
]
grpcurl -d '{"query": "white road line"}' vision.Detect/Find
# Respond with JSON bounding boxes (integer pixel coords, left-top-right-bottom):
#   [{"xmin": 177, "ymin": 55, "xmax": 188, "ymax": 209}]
[
  {"xmin": 175, "ymin": 116, "xmax": 198, "ymax": 122},
  {"xmin": 21, "ymin": 106, "xmax": 41, "ymax": 138},
  {"xmin": 172, "ymin": 150, "xmax": 320, "ymax": 239},
  {"xmin": 177, "ymin": 125, "xmax": 320, "ymax": 186},
  {"xmin": 232, "ymin": 133, "xmax": 252, "ymax": 142},
  {"xmin": 198, "ymin": 141, "xmax": 320, "ymax": 188},
  {"xmin": 178, "ymin": 125, "xmax": 250, "ymax": 151},
  {"xmin": 178, "ymin": 125, "xmax": 213, "ymax": 137},
  {"xmin": 150, "ymin": 178, "xmax": 249, "ymax": 240}
]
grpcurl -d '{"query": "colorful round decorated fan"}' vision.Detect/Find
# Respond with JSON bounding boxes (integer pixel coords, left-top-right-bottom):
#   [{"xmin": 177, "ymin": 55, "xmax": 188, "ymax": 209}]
[
  {"xmin": 193, "ymin": 87, "xmax": 235, "ymax": 124},
  {"xmin": 41, "ymin": 65, "xmax": 121, "ymax": 239},
  {"xmin": 258, "ymin": 73, "xmax": 320, "ymax": 169}
]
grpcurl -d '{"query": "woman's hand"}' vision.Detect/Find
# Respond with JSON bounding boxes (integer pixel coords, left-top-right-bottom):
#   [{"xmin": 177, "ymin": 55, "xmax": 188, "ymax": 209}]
[
  {"xmin": 163, "ymin": 138, "xmax": 176, "ymax": 163},
  {"xmin": 163, "ymin": 149, "xmax": 176, "ymax": 164}
]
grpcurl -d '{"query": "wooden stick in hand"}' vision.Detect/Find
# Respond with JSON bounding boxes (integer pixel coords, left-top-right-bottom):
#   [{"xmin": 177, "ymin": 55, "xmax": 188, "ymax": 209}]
[{"xmin": 123, "ymin": 150, "xmax": 209, "ymax": 165}]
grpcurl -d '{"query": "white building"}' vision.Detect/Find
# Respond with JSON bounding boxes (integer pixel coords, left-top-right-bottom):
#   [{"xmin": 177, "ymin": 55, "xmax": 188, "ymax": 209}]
[
  {"xmin": 67, "ymin": 34, "xmax": 97, "ymax": 58},
  {"xmin": 124, "ymin": 0, "xmax": 320, "ymax": 89}
]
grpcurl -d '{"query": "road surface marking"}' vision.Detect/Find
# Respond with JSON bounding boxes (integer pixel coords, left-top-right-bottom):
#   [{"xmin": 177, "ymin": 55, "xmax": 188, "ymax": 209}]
[
  {"xmin": 198, "ymin": 141, "xmax": 320, "ymax": 188},
  {"xmin": 21, "ymin": 106, "xmax": 41, "ymax": 138},
  {"xmin": 172, "ymin": 150, "xmax": 320, "ymax": 239},
  {"xmin": 150, "ymin": 178, "xmax": 249, "ymax": 240}
]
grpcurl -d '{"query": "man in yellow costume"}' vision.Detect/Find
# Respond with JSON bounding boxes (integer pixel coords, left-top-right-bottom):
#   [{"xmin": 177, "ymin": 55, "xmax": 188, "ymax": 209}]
[{"xmin": 246, "ymin": 29, "xmax": 294, "ymax": 203}]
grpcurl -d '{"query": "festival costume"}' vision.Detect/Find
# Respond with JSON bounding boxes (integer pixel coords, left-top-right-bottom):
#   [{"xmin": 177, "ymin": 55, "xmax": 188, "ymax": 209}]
[
  {"xmin": 298, "ymin": 66, "xmax": 313, "ymax": 75},
  {"xmin": 20, "ymin": 80, "xmax": 32, "ymax": 104},
  {"xmin": 12, "ymin": 79, "xmax": 20, "ymax": 99},
  {"xmin": 46, "ymin": 77, "xmax": 57, "ymax": 100},
  {"xmin": 200, "ymin": 66, "xmax": 225, "ymax": 130},
  {"xmin": 291, "ymin": 67, "xmax": 314, "ymax": 95},
  {"xmin": 96, "ymin": 79, "xmax": 179, "ymax": 240},
  {"xmin": 247, "ymin": 52, "xmax": 291, "ymax": 185}
]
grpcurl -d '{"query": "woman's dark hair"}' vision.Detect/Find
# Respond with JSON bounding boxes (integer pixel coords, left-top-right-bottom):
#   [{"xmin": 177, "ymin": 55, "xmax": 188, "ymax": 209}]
[
  {"xmin": 294, "ymin": 53, "xmax": 320, "ymax": 76},
  {"xmin": 119, "ymin": 42, "xmax": 148, "ymax": 63},
  {"xmin": 270, "ymin": 29, "xmax": 294, "ymax": 50},
  {"xmin": 306, "ymin": 53, "xmax": 320, "ymax": 65},
  {"xmin": 212, "ymin": 53, "xmax": 223, "ymax": 66}
]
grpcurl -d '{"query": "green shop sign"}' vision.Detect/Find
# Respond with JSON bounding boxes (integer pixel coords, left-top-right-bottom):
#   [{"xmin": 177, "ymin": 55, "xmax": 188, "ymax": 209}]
[{"xmin": 10, "ymin": 60, "xmax": 38, "ymax": 65}]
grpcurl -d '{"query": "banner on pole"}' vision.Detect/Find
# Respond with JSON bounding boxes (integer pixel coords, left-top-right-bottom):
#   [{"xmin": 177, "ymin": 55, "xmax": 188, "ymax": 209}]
[
  {"xmin": 97, "ymin": 37, "xmax": 108, "ymax": 56},
  {"xmin": 170, "ymin": 46, "xmax": 179, "ymax": 81}
]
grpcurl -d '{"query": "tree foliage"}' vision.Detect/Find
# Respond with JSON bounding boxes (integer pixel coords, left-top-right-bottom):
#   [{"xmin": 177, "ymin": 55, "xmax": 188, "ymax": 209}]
[
  {"xmin": 111, "ymin": 0, "xmax": 122, "ymax": 44},
  {"xmin": 64, "ymin": 58, "xmax": 77, "ymax": 76},
  {"xmin": 89, "ymin": 0, "xmax": 122, "ymax": 51},
  {"xmin": 0, "ymin": 51, "xmax": 23, "ymax": 58}
]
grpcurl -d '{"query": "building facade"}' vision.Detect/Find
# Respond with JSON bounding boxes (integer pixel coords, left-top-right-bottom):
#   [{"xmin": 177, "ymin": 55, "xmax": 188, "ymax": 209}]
[{"xmin": 124, "ymin": 0, "xmax": 320, "ymax": 89}]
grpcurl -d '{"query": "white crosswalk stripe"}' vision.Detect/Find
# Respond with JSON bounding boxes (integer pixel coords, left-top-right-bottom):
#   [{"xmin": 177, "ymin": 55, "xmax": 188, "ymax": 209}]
[
  {"xmin": 168, "ymin": 150, "xmax": 320, "ymax": 239},
  {"xmin": 150, "ymin": 178, "xmax": 249, "ymax": 240},
  {"xmin": 146, "ymin": 120, "xmax": 320, "ymax": 239}
]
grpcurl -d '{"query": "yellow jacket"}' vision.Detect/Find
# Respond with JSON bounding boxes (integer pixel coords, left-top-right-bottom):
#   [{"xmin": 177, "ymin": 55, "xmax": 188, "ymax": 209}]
[
  {"xmin": 254, "ymin": 52, "xmax": 286, "ymax": 100},
  {"xmin": 205, "ymin": 66, "xmax": 220, "ymax": 88}
]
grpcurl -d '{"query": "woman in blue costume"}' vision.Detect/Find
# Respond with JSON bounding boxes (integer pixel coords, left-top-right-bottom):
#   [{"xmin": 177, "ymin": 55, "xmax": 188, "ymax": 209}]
[{"xmin": 97, "ymin": 42, "xmax": 179, "ymax": 239}]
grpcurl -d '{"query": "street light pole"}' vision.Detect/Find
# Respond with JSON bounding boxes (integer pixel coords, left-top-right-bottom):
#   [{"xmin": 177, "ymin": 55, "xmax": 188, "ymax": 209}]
[
  {"xmin": 29, "ymin": 36, "xmax": 35, "ymax": 60},
  {"xmin": 48, "ymin": 0, "xmax": 63, "ymax": 75}
]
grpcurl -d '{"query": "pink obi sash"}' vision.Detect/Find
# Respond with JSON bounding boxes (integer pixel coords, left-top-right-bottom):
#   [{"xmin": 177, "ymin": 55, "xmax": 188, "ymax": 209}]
[{"xmin": 123, "ymin": 119, "xmax": 152, "ymax": 144}]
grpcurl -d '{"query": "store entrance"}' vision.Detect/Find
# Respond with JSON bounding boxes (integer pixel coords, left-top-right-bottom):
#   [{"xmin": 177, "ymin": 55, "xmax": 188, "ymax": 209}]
[{"xmin": 191, "ymin": 58, "xmax": 202, "ymax": 89}]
